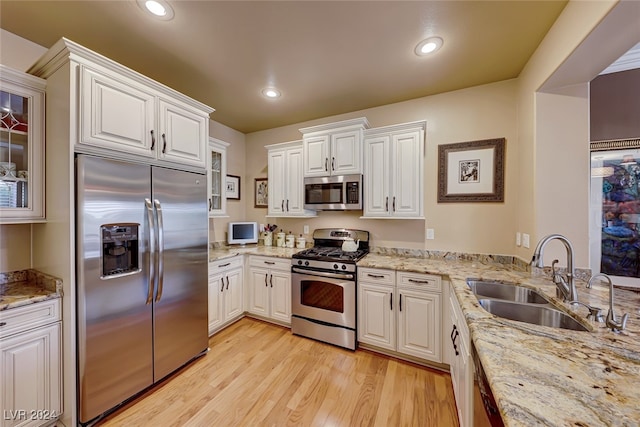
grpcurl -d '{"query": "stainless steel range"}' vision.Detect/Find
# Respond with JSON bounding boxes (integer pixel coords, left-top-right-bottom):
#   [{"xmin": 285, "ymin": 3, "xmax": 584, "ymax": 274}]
[{"xmin": 291, "ymin": 228, "xmax": 369, "ymax": 350}]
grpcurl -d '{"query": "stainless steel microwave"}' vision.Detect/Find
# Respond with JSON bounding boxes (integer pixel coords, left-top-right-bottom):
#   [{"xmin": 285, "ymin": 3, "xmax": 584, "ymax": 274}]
[{"xmin": 303, "ymin": 174, "xmax": 362, "ymax": 210}]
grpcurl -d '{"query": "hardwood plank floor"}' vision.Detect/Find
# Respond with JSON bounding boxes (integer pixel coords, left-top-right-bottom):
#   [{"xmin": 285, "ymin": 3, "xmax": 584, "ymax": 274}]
[{"xmin": 97, "ymin": 318, "xmax": 459, "ymax": 427}]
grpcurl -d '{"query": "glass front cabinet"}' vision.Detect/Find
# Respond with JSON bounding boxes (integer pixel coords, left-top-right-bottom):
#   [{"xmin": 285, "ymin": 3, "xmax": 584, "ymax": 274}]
[
  {"xmin": 208, "ymin": 137, "xmax": 229, "ymax": 217},
  {"xmin": 0, "ymin": 65, "xmax": 46, "ymax": 223}
]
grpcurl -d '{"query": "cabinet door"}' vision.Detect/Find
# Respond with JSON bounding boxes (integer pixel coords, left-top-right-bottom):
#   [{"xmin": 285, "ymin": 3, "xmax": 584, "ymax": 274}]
[
  {"xmin": 363, "ymin": 135, "xmax": 391, "ymax": 217},
  {"xmin": 390, "ymin": 130, "xmax": 422, "ymax": 217},
  {"xmin": 330, "ymin": 130, "xmax": 361, "ymax": 175},
  {"xmin": 158, "ymin": 99, "xmax": 207, "ymax": 168},
  {"xmin": 1, "ymin": 322, "xmax": 62, "ymax": 427},
  {"xmin": 397, "ymin": 288, "xmax": 441, "ymax": 362},
  {"xmin": 247, "ymin": 267, "xmax": 270, "ymax": 318},
  {"xmin": 224, "ymin": 268, "xmax": 244, "ymax": 322},
  {"xmin": 208, "ymin": 272, "xmax": 224, "ymax": 334},
  {"xmin": 269, "ymin": 270, "xmax": 291, "ymax": 324},
  {"xmin": 284, "ymin": 147, "xmax": 305, "ymax": 215},
  {"xmin": 0, "ymin": 66, "xmax": 46, "ymax": 222},
  {"xmin": 268, "ymin": 150, "xmax": 286, "ymax": 215},
  {"xmin": 303, "ymin": 135, "xmax": 330, "ymax": 177},
  {"xmin": 79, "ymin": 65, "xmax": 156, "ymax": 158},
  {"xmin": 208, "ymin": 139, "xmax": 228, "ymax": 216},
  {"xmin": 358, "ymin": 282, "xmax": 395, "ymax": 350}
]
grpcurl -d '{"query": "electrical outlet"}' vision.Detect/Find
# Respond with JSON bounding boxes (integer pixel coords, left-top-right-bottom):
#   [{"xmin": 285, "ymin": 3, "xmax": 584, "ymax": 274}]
[
  {"xmin": 516, "ymin": 232, "xmax": 521, "ymax": 247},
  {"xmin": 303, "ymin": 225, "xmax": 309, "ymax": 234},
  {"xmin": 426, "ymin": 228, "xmax": 435, "ymax": 240},
  {"xmin": 522, "ymin": 233, "xmax": 530, "ymax": 249},
  {"xmin": 260, "ymin": 223, "xmax": 265, "ymax": 232}
]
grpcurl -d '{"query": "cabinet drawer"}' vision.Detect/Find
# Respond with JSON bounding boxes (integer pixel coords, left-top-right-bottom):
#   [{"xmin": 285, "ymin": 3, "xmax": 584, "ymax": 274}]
[
  {"xmin": 249, "ymin": 256, "xmax": 291, "ymax": 271},
  {"xmin": 397, "ymin": 271, "xmax": 441, "ymax": 292},
  {"xmin": 358, "ymin": 268, "xmax": 395, "ymax": 286},
  {"xmin": 0, "ymin": 298, "xmax": 61, "ymax": 339},
  {"xmin": 209, "ymin": 256, "xmax": 243, "ymax": 272}
]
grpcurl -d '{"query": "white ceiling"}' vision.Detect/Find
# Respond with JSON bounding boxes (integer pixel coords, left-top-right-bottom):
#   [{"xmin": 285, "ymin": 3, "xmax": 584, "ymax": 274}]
[{"xmin": 0, "ymin": 1, "xmax": 569, "ymax": 133}]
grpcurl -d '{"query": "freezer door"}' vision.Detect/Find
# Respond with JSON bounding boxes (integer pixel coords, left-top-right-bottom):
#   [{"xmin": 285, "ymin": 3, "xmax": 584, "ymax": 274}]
[
  {"xmin": 152, "ymin": 166, "xmax": 208, "ymax": 381},
  {"xmin": 76, "ymin": 155, "xmax": 154, "ymax": 423}
]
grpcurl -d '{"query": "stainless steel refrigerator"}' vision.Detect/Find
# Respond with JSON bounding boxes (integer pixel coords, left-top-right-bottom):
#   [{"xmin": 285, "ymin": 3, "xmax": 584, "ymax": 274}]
[{"xmin": 76, "ymin": 154, "xmax": 208, "ymax": 424}]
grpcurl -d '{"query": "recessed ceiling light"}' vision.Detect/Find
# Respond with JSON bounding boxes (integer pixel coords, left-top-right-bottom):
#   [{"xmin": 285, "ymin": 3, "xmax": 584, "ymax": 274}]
[
  {"xmin": 262, "ymin": 88, "xmax": 281, "ymax": 99},
  {"xmin": 137, "ymin": 0, "xmax": 174, "ymax": 20},
  {"xmin": 415, "ymin": 37, "xmax": 443, "ymax": 56}
]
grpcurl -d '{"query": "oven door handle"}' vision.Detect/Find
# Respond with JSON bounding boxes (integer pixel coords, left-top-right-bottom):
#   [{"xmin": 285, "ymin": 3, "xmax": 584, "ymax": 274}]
[{"xmin": 292, "ymin": 267, "xmax": 354, "ymax": 280}]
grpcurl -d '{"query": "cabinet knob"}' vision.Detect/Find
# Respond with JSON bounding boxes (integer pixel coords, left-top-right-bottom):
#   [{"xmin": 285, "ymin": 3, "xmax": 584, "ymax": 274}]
[
  {"xmin": 162, "ymin": 133, "xmax": 167, "ymax": 154},
  {"xmin": 150, "ymin": 130, "xmax": 156, "ymax": 150}
]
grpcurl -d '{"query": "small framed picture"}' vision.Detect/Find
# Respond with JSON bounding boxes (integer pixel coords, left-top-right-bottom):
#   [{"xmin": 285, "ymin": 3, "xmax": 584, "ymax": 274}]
[
  {"xmin": 437, "ymin": 138, "xmax": 505, "ymax": 203},
  {"xmin": 255, "ymin": 178, "xmax": 268, "ymax": 208},
  {"xmin": 226, "ymin": 175, "xmax": 240, "ymax": 200}
]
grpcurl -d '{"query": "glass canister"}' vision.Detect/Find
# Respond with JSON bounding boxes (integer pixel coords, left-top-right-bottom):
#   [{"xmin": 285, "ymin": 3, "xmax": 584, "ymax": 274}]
[{"xmin": 276, "ymin": 232, "xmax": 285, "ymax": 247}]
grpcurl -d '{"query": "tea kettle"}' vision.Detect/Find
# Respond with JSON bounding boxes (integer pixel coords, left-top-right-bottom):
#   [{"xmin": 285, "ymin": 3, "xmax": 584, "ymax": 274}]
[{"xmin": 341, "ymin": 237, "xmax": 360, "ymax": 252}]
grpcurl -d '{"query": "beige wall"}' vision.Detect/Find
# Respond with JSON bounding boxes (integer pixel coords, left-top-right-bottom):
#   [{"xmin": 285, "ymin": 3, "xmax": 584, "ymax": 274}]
[
  {"xmin": 515, "ymin": 0, "xmax": 639, "ymax": 267},
  {"xmin": 244, "ymin": 80, "xmax": 519, "ymax": 254}
]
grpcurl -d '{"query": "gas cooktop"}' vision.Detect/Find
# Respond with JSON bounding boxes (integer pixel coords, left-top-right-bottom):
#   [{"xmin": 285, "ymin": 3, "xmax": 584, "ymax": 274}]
[{"xmin": 292, "ymin": 228, "xmax": 370, "ymax": 264}]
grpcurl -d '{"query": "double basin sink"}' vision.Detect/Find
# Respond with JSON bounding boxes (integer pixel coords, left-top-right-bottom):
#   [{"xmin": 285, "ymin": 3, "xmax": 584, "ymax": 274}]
[{"xmin": 467, "ymin": 279, "xmax": 589, "ymax": 331}]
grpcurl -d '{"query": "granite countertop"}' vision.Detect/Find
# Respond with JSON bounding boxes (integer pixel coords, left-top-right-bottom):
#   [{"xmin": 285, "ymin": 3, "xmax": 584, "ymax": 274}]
[
  {"xmin": 0, "ymin": 269, "xmax": 63, "ymax": 311},
  {"xmin": 360, "ymin": 253, "xmax": 640, "ymax": 427},
  {"xmin": 209, "ymin": 244, "xmax": 303, "ymax": 262}
]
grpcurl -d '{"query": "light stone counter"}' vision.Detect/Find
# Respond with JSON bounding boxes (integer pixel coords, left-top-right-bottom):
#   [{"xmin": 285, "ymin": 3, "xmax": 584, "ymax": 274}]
[
  {"xmin": 209, "ymin": 245, "xmax": 303, "ymax": 262},
  {"xmin": 360, "ymin": 253, "xmax": 640, "ymax": 427},
  {"xmin": 0, "ymin": 269, "xmax": 63, "ymax": 311}
]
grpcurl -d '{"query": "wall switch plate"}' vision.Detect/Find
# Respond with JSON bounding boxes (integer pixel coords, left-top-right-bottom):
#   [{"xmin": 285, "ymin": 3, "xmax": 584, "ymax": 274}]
[
  {"xmin": 522, "ymin": 233, "xmax": 530, "ymax": 249},
  {"xmin": 426, "ymin": 228, "xmax": 435, "ymax": 240},
  {"xmin": 516, "ymin": 232, "xmax": 521, "ymax": 247},
  {"xmin": 303, "ymin": 225, "xmax": 309, "ymax": 234}
]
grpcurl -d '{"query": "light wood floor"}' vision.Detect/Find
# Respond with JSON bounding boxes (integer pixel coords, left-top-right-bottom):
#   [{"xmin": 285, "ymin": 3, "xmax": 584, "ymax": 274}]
[{"xmin": 98, "ymin": 317, "xmax": 459, "ymax": 427}]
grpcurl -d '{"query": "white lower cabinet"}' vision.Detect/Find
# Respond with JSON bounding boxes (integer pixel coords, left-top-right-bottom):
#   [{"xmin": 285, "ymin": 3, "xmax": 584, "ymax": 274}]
[
  {"xmin": 358, "ymin": 268, "xmax": 442, "ymax": 363},
  {"xmin": 247, "ymin": 256, "xmax": 291, "ymax": 325},
  {"xmin": 0, "ymin": 299, "xmax": 62, "ymax": 427},
  {"xmin": 449, "ymin": 284, "xmax": 472, "ymax": 427},
  {"xmin": 208, "ymin": 257, "xmax": 244, "ymax": 335}
]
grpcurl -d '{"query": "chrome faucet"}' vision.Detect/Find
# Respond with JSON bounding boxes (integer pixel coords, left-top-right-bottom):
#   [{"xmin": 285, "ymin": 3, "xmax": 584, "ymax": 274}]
[
  {"xmin": 588, "ymin": 273, "xmax": 629, "ymax": 333},
  {"xmin": 531, "ymin": 234, "xmax": 579, "ymax": 302}
]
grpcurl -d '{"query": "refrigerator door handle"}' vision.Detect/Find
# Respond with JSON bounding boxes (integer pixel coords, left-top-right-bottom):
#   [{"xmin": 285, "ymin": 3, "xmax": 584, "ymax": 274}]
[
  {"xmin": 145, "ymin": 198, "xmax": 156, "ymax": 305},
  {"xmin": 154, "ymin": 199, "xmax": 165, "ymax": 302}
]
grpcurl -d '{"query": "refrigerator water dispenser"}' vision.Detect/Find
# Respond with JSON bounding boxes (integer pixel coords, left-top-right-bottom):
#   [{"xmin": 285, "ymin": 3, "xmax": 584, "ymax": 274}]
[{"xmin": 101, "ymin": 223, "xmax": 139, "ymax": 277}]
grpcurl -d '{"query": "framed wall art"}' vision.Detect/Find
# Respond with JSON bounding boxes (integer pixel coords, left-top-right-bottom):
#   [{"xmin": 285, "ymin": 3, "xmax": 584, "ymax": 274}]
[
  {"xmin": 255, "ymin": 178, "xmax": 268, "ymax": 208},
  {"xmin": 437, "ymin": 137, "xmax": 505, "ymax": 203},
  {"xmin": 226, "ymin": 175, "xmax": 240, "ymax": 200}
]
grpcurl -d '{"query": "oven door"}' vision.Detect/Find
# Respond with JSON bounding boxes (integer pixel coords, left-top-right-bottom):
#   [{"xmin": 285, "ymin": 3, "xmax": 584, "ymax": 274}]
[{"xmin": 291, "ymin": 267, "xmax": 356, "ymax": 329}]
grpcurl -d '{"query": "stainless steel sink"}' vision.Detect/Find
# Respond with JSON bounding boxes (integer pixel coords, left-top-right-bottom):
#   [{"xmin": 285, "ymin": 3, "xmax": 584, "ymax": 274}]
[
  {"xmin": 467, "ymin": 279, "xmax": 549, "ymax": 304},
  {"xmin": 478, "ymin": 299, "xmax": 589, "ymax": 331}
]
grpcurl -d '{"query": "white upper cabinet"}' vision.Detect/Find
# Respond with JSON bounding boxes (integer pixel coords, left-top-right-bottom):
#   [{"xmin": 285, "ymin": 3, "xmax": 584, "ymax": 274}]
[
  {"xmin": 363, "ymin": 121, "xmax": 425, "ymax": 219},
  {"xmin": 32, "ymin": 38, "xmax": 214, "ymax": 170},
  {"xmin": 79, "ymin": 65, "xmax": 156, "ymax": 158},
  {"xmin": 300, "ymin": 117, "xmax": 369, "ymax": 177},
  {"xmin": 207, "ymin": 137, "xmax": 229, "ymax": 217},
  {"xmin": 0, "ymin": 65, "xmax": 46, "ymax": 223},
  {"xmin": 266, "ymin": 140, "xmax": 315, "ymax": 217}
]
